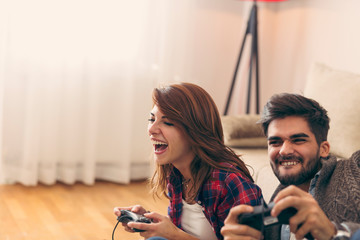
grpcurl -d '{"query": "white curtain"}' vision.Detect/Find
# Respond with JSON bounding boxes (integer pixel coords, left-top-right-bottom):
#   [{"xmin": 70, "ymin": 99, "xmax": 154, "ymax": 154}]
[{"xmin": 0, "ymin": 0, "xmax": 164, "ymax": 185}]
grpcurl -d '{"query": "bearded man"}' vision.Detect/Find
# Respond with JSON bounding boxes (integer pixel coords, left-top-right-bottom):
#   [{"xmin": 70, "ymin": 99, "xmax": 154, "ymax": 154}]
[{"xmin": 221, "ymin": 93, "xmax": 360, "ymax": 240}]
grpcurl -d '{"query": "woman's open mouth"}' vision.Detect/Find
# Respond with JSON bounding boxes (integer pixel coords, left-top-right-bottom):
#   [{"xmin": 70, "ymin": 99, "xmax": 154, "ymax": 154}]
[{"xmin": 151, "ymin": 140, "xmax": 168, "ymax": 154}]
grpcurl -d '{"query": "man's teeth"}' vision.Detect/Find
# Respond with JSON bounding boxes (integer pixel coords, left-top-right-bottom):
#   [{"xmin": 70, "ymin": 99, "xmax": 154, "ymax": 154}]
[{"xmin": 280, "ymin": 161, "xmax": 298, "ymax": 166}]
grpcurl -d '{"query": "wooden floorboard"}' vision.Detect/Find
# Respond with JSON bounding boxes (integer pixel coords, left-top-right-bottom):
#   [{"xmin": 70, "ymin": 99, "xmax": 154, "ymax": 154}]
[{"xmin": 0, "ymin": 180, "xmax": 168, "ymax": 240}]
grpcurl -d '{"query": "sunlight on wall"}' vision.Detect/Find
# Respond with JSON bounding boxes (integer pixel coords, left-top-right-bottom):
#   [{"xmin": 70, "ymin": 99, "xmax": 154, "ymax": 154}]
[{"xmin": 4, "ymin": 0, "xmax": 148, "ymax": 65}]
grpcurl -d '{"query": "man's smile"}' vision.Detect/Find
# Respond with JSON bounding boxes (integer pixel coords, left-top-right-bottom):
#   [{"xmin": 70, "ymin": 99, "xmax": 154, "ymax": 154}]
[{"xmin": 279, "ymin": 160, "xmax": 300, "ymax": 166}]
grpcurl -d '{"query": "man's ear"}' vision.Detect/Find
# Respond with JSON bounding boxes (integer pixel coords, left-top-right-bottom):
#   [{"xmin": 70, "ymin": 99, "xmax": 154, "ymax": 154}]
[{"xmin": 320, "ymin": 141, "xmax": 330, "ymax": 158}]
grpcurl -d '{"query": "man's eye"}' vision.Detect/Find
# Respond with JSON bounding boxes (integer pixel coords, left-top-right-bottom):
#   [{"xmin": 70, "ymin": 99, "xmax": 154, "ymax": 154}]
[
  {"xmin": 293, "ymin": 139, "xmax": 306, "ymax": 144},
  {"xmin": 148, "ymin": 118, "xmax": 155, "ymax": 123},
  {"xmin": 269, "ymin": 141, "xmax": 281, "ymax": 146}
]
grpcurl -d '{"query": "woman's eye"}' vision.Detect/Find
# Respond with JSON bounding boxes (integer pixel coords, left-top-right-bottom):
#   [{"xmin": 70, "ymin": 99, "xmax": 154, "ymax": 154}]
[
  {"xmin": 148, "ymin": 118, "xmax": 155, "ymax": 123},
  {"xmin": 164, "ymin": 122, "xmax": 174, "ymax": 126}
]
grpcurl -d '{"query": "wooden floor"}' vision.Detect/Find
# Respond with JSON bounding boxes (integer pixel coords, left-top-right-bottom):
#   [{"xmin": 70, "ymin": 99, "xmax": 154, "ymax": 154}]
[{"xmin": 0, "ymin": 180, "xmax": 168, "ymax": 240}]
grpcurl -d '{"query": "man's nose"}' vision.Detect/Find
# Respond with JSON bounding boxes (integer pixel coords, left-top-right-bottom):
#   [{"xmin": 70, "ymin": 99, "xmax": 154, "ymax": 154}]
[{"xmin": 279, "ymin": 140, "xmax": 294, "ymax": 156}]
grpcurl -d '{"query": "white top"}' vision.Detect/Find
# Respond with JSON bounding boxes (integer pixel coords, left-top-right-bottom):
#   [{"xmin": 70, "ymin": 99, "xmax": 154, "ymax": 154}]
[{"xmin": 181, "ymin": 199, "xmax": 218, "ymax": 240}]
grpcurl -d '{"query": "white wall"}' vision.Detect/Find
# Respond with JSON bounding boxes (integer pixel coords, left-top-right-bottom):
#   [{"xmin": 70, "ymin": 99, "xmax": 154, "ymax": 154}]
[
  {"xmin": 156, "ymin": 0, "xmax": 360, "ymax": 115},
  {"xmin": 259, "ymin": 0, "xmax": 360, "ymax": 111}
]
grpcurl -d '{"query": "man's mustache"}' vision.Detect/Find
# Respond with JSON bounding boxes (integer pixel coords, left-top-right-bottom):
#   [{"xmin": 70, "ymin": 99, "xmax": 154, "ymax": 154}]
[{"xmin": 276, "ymin": 155, "xmax": 303, "ymax": 164}]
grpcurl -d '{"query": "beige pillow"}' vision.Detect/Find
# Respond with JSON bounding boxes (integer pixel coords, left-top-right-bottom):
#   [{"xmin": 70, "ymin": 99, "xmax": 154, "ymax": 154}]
[
  {"xmin": 221, "ymin": 114, "xmax": 267, "ymax": 148},
  {"xmin": 304, "ymin": 63, "xmax": 360, "ymax": 158}
]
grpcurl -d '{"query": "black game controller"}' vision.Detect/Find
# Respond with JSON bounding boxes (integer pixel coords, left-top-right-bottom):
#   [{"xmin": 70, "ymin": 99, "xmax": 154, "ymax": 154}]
[
  {"xmin": 238, "ymin": 202, "xmax": 314, "ymax": 240},
  {"xmin": 117, "ymin": 210, "xmax": 152, "ymax": 232}
]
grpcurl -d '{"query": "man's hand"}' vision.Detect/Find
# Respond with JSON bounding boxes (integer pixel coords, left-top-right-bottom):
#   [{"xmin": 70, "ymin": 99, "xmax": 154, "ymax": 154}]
[
  {"xmin": 272, "ymin": 185, "xmax": 336, "ymax": 240},
  {"xmin": 221, "ymin": 205, "xmax": 263, "ymax": 240}
]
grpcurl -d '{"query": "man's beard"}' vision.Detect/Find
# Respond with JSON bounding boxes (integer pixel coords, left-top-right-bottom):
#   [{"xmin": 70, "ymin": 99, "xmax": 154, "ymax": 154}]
[{"xmin": 271, "ymin": 151, "xmax": 322, "ymax": 186}]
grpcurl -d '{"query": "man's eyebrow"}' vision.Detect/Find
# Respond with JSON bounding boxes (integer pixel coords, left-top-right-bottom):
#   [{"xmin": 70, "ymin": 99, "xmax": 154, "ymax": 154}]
[
  {"xmin": 267, "ymin": 136, "xmax": 281, "ymax": 141},
  {"xmin": 290, "ymin": 133, "xmax": 309, "ymax": 139},
  {"xmin": 267, "ymin": 133, "xmax": 309, "ymax": 141}
]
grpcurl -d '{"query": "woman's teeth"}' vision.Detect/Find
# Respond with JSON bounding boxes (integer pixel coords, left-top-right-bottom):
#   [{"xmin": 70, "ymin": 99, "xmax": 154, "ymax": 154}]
[
  {"xmin": 152, "ymin": 140, "xmax": 168, "ymax": 152},
  {"xmin": 151, "ymin": 140, "xmax": 167, "ymax": 145}
]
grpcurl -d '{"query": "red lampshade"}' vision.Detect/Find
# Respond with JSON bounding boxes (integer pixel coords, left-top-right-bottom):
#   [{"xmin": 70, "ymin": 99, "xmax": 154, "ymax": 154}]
[{"xmin": 240, "ymin": 0, "xmax": 287, "ymax": 1}]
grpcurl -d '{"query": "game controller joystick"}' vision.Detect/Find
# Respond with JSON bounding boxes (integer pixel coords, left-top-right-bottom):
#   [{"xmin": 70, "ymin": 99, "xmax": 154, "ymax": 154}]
[
  {"xmin": 238, "ymin": 202, "xmax": 314, "ymax": 240},
  {"xmin": 117, "ymin": 210, "xmax": 152, "ymax": 232}
]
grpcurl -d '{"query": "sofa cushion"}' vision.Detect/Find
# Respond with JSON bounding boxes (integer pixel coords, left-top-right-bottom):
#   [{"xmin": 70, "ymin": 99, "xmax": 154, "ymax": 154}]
[
  {"xmin": 304, "ymin": 63, "xmax": 360, "ymax": 158},
  {"xmin": 221, "ymin": 114, "xmax": 267, "ymax": 148}
]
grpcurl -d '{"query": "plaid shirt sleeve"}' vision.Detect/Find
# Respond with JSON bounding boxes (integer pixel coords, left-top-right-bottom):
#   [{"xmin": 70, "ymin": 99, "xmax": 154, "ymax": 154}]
[
  {"xmin": 217, "ymin": 172, "xmax": 263, "ymax": 220},
  {"xmin": 201, "ymin": 169, "xmax": 263, "ymax": 239},
  {"xmin": 167, "ymin": 172, "xmax": 183, "ymax": 228}
]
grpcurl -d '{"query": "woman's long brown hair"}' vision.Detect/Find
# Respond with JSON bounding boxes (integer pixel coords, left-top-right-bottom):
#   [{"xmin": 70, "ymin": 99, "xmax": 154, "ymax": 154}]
[{"xmin": 149, "ymin": 83, "xmax": 253, "ymax": 200}]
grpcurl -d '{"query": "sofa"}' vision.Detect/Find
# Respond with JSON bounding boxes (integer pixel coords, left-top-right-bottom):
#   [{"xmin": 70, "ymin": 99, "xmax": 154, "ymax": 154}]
[{"xmin": 221, "ymin": 62, "xmax": 360, "ymax": 202}]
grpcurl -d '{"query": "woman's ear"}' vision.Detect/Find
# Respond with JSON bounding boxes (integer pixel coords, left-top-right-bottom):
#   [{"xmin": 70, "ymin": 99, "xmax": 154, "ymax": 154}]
[{"xmin": 319, "ymin": 141, "xmax": 330, "ymax": 158}]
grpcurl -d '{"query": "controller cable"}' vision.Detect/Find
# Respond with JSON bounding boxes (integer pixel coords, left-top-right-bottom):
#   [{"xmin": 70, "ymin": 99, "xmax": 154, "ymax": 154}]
[
  {"xmin": 260, "ymin": 199, "xmax": 266, "ymax": 237},
  {"xmin": 112, "ymin": 217, "xmax": 121, "ymax": 240}
]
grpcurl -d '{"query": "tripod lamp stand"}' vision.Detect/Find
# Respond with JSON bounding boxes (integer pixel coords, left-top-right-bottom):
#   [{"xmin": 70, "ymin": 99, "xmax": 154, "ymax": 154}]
[{"xmin": 223, "ymin": 0, "xmax": 286, "ymax": 115}]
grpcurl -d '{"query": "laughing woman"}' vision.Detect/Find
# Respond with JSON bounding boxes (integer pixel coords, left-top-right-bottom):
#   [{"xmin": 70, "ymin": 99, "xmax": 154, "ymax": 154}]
[{"xmin": 114, "ymin": 82, "xmax": 263, "ymax": 240}]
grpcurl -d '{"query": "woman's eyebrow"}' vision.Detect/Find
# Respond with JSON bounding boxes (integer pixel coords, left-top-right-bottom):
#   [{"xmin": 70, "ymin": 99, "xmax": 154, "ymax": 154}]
[{"xmin": 149, "ymin": 112, "xmax": 169, "ymax": 119}]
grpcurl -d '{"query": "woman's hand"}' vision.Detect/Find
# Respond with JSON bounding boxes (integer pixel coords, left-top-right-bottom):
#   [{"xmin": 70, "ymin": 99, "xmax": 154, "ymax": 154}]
[
  {"xmin": 129, "ymin": 212, "xmax": 199, "ymax": 240},
  {"xmin": 113, "ymin": 205, "xmax": 148, "ymax": 232}
]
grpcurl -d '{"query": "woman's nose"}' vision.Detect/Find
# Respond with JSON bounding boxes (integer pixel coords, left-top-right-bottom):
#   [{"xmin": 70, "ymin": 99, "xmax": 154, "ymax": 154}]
[{"xmin": 148, "ymin": 121, "xmax": 160, "ymax": 136}]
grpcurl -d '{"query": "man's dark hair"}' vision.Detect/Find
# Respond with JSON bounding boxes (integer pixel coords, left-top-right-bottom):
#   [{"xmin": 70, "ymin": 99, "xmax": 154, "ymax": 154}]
[{"xmin": 259, "ymin": 93, "xmax": 330, "ymax": 145}]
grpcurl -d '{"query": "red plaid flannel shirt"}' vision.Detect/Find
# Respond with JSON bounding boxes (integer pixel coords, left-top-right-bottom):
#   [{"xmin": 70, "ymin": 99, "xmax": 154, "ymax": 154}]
[{"xmin": 167, "ymin": 163, "xmax": 263, "ymax": 239}]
